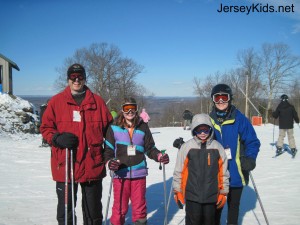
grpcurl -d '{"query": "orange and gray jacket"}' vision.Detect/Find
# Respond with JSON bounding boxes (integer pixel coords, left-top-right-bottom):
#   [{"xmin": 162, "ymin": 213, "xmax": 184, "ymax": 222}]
[{"xmin": 173, "ymin": 114, "xmax": 229, "ymax": 204}]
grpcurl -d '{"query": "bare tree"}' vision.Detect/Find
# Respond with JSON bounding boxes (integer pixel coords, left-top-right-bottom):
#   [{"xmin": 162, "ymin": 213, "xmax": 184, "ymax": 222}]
[
  {"xmin": 225, "ymin": 48, "xmax": 263, "ymax": 118},
  {"xmin": 193, "ymin": 71, "xmax": 224, "ymax": 113},
  {"xmin": 260, "ymin": 43, "xmax": 300, "ymax": 123},
  {"xmin": 54, "ymin": 42, "xmax": 145, "ymax": 108},
  {"xmin": 289, "ymin": 77, "xmax": 300, "ymax": 114}
]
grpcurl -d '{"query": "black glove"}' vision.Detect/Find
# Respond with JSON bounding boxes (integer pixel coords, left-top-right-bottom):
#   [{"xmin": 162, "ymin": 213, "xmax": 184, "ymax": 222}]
[
  {"xmin": 52, "ymin": 132, "xmax": 79, "ymax": 149},
  {"xmin": 173, "ymin": 137, "xmax": 185, "ymax": 149},
  {"xmin": 241, "ymin": 156, "xmax": 256, "ymax": 171},
  {"xmin": 242, "ymin": 170, "xmax": 250, "ymax": 185},
  {"xmin": 108, "ymin": 158, "xmax": 120, "ymax": 171}
]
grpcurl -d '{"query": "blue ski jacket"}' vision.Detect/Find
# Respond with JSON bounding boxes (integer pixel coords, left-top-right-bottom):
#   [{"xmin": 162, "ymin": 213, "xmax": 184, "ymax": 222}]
[{"xmin": 210, "ymin": 106, "xmax": 260, "ymax": 187}]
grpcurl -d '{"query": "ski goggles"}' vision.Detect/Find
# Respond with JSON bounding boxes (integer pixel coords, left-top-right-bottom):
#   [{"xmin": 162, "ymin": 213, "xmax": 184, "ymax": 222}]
[
  {"xmin": 193, "ymin": 125, "xmax": 211, "ymax": 135},
  {"xmin": 122, "ymin": 103, "xmax": 138, "ymax": 114},
  {"xmin": 212, "ymin": 93, "xmax": 230, "ymax": 103},
  {"xmin": 68, "ymin": 73, "xmax": 85, "ymax": 81}
]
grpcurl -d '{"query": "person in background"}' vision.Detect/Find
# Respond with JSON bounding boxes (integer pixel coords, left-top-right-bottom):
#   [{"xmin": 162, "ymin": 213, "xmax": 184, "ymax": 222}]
[
  {"xmin": 209, "ymin": 84, "xmax": 260, "ymax": 225},
  {"xmin": 173, "ymin": 114, "xmax": 229, "ymax": 225},
  {"xmin": 40, "ymin": 63, "xmax": 113, "ymax": 225},
  {"xmin": 39, "ymin": 98, "xmax": 50, "ymax": 147},
  {"xmin": 139, "ymin": 108, "xmax": 150, "ymax": 124},
  {"xmin": 272, "ymin": 94, "xmax": 299, "ymax": 157},
  {"xmin": 104, "ymin": 97, "xmax": 169, "ymax": 225},
  {"xmin": 110, "ymin": 108, "xmax": 118, "ymax": 120},
  {"xmin": 182, "ymin": 109, "xmax": 193, "ymax": 130}
]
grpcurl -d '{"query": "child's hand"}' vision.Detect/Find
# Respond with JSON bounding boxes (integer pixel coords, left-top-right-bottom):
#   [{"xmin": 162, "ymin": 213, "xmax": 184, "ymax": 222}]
[
  {"xmin": 216, "ymin": 194, "xmax": 227, "ymax": 209},
  {"xmin": 108, "ymin": 158, "xmax": 120, "ymax": 171},
  {"xmin": 174, "ymin": 191, "xmax": 185, "ymax": 209},
  {"xmin": 157, "ymin": 152, "xmax": 169, "ymax": 164}
]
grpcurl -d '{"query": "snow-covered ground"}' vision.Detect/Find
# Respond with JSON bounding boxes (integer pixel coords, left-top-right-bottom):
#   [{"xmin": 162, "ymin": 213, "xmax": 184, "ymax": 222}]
[
  {"xmin": 0, "ymin": 91, "xmax": 299, "ymax": 225},
  {"xmin": 0, "ymin": 123, "xmax": 300, "ymax": 225}
]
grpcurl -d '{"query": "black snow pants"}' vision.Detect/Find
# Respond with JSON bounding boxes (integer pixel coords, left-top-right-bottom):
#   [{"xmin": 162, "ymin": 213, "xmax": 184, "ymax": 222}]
[
  {"xmin": 185, "ymin": 200, "xmax": 216, "ymax": 225},
  {"xmin": 56, "ymin": 179, "xmax": 103, "ymax": 225},
  {"xmin": 215, "ymin": 187, "xmax": 243, "ymax": 225}
]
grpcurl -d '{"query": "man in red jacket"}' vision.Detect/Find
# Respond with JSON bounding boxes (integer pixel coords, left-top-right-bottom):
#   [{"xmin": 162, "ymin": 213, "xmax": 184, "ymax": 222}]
[{"xmin": 40, "ymin": 63, "xmax": 113, "ymax": 225}]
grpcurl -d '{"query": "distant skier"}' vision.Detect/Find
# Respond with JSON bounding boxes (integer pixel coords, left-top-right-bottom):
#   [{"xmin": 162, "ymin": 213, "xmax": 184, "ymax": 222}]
[
  {"xmin": 39, "ymin": 99, "xmax": 50, "ymax": 147},
  {"xmin": 182, "ymin": 109, "xmax": 193, "ymax": 130},
  {"xmin": 139, "ymin": 108, "xmax": 150, "ymax": 123},
  {"xmin": 110, "ymin": 108, "xmax": 118, "ymax": 120},
  {"xmin": 272, "ymin": 94, "xmax": 299, "ymax": 157}
]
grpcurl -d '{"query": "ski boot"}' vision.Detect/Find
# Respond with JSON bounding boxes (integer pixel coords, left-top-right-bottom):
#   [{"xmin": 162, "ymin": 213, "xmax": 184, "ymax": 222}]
[
  {"xmin": 291, "ymin": 148, "xmax": 297, "ymax": 158},
  {"xmin": 134, "ymin": 218, "xmax": 147, "ymax": 225},
  {"xmin": 276, "ymin": 146, "xmax": 283, "ymax": 156}
]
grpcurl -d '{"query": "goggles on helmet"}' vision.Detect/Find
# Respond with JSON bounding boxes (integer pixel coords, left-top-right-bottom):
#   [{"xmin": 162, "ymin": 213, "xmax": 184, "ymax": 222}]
[
  {"xmin": 122, "ymin": 103, "xmax": 138, "ymax": 114},
  {"xmin": 212, "ymin": 93, "xmax": 230, "ymax": 103},
  {"xmin": 193, "ymin": 125, "xmax": 211, "ymax": 135}
]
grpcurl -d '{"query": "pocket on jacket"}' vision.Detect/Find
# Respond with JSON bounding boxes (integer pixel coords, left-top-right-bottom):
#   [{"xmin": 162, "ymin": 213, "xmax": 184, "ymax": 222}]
[{"xmin": 88, "ymin": 145, "xmax": 104, "ymax": 168}]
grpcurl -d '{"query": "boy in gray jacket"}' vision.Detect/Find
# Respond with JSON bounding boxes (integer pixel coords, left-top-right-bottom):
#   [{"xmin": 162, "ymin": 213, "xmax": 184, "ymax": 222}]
[{"xmin": 173, "ymin": 114, "xmax": 229, "ymax": 225}]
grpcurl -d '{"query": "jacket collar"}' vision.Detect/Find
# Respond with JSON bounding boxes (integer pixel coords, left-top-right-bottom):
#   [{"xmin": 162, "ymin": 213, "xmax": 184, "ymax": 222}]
[{"xmin": 63, "ymin": 86, "xmax": 96, "ymax": 110}]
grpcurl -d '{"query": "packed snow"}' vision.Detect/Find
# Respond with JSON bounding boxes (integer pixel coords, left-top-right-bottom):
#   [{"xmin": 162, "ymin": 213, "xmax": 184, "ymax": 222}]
[{"xmin": 0, "ymin": 94, "xmax": 300, "ymax": 225}]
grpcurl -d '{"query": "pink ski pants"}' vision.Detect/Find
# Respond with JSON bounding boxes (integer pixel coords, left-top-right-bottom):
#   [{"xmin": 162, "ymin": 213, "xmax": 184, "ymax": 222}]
[{"xmin": 110, "ymin": 177, "xmax": 147, "ymax": 225}]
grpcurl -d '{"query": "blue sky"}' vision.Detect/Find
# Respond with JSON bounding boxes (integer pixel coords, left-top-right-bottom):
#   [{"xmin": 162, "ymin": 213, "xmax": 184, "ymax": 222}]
[{"xmin": 1, "ymin": 0, "xmax": 300, "ymax": 97}]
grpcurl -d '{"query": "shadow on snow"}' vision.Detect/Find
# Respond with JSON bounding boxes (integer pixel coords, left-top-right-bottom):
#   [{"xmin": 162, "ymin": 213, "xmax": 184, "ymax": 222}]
[{"xmin": 118, "ymin": 178, "xmax": 260, "ymax": 225}]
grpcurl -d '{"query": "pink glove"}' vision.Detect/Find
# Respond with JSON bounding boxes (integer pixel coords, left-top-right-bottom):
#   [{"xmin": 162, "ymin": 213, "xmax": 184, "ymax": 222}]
[{"xmin": 157, "ymin": 153, "xmax": 169, "ymax": 164}]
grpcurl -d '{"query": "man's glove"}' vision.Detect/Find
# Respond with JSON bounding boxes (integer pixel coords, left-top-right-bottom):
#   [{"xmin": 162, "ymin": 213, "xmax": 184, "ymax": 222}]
[
  {"xmin": 157, "ymin": 152, "xmax": 170, "ymax": 164},
  {"xmin": 216, "ymin": 194, "xmax": 227, "ymax": 209},
  {"xmin": 174, "ymin": 191, "xmax": 185, "ymax": 209},
  {"xmin": 108, "ymin": 158, "xmax": 120, "ymax": 171},
  {"xmin": 241, "ymin": 156, "xmax": 256, "ymax": 171},
  {"xmin": 173, "ymin": 137, "xmax": 185, "ymax": 149},
  {"xmin": 52, "ymin": 132, "xmax": 79, "ymax": 149}
]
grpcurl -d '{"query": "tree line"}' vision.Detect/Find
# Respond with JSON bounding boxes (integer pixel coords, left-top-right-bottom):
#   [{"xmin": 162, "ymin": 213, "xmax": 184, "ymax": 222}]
[
  {"xmin": 55, "ymin": 42, "xmax": 148, "ymax": 110},
  {"xmin": 54, "ymin": 42, "xmax": 300, "ymax": 127}
]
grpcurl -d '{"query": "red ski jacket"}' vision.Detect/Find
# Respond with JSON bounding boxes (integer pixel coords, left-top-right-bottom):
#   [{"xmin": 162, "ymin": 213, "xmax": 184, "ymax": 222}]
[{"xmin": 40, "ymin": 86, "xmax": 112, "ymax": 183}]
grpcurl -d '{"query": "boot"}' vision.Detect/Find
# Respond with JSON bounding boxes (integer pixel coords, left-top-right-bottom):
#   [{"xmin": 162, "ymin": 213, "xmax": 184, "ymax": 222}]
[
  {"xmin": 276, "ymin": 146, "xmax": 283, "ymax": 155},
  {"xmin": 134, "ymin": 218, "xmax": 147, "ymax": 225},
  {"xmin": 291, "ymin": 148, "xmax": 297, "ymax": 157}
]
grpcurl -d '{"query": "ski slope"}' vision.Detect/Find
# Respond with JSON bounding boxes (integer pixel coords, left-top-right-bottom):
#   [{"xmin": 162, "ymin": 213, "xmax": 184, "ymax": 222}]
[{"xmin": 0, "ymin": 124, "xmax": 299, "ymax": 225}]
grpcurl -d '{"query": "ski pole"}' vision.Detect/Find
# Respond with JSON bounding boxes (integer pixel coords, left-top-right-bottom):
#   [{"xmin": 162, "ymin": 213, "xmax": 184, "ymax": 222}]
[
  {"xmin": 272, "ymin": 118, "xmax": 275, "ymax": 145},
  {"xmin": 166, "ymin": 137, "xmax": 185, "ymax": 222},
  {"xmin": 70, "ymin": 149, "xmax": 75, "ymax": 225},
  {"xmin": 104, "ymin": 170, "xmax": 114, "ymax": 225},
  {"xmin": 159, "ymin": 150, "xmax": 167, "ymax": 225},
  {"xmin": 249, "ymin": 172, "xmax": 270, "ymax": 225},
  {"xmin": 65, "ymin": 148, "xmax": 69, "ymax": 225},
  {"xmin": 165, "ymin": 179, "xmax": 174, "ymax": 225},
  {"xmin": 163, "ymin": 163, "xmax": 167, "ymax": 225},
  {"xmin": 165, "ymin": 143, "xmax": 182, "ymax": 224}
]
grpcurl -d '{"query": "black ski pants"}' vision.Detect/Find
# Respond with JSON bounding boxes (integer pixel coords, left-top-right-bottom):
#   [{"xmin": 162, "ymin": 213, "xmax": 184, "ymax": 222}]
[
  {"xmin": 215, "ymin": 186, "xmax": 243, "ymax": 225},
  {"xmin": 185, "ymin": 200, "xmax": 216, "ymax": 225},
  {"xmin": 56, "ymin": 179, "xmax": 103, "ymax": 225}
]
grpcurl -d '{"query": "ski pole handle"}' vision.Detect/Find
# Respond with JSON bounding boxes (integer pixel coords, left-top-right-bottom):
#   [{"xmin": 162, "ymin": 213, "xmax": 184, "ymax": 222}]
[{"xmin": 159, "ymin": 149, "xmax": 166, "ymax": 170}]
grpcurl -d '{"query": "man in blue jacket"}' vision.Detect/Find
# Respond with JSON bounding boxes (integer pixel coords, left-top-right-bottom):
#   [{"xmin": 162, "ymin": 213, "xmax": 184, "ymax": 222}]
[{"xmin": 209, "ymin": 84, "xmax": 260, "ymax": 225}]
